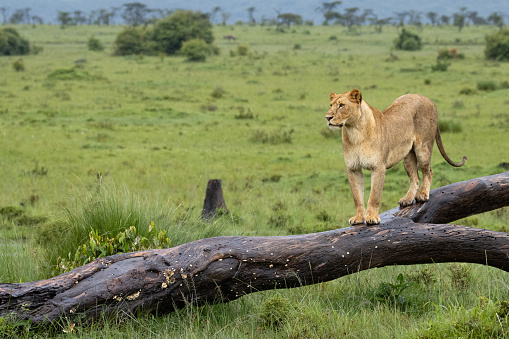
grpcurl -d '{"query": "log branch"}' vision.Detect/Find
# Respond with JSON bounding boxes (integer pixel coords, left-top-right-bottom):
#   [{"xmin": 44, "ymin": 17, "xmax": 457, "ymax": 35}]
[{"xmin": 1, "ymin": 171, "xmax": 508, "ymax": 324}]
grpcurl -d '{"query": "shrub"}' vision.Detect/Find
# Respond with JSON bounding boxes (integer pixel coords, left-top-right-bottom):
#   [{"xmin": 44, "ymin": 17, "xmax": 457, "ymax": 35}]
[
  {"xmin": 149, "ymin": 10, "xmax": 213, "ymax": 55},
  {"xmin": 394, "ymin": 29, "xmax": 422, "ymax": 51},
  {"xmin": 237, "ymin": 44, "xmax": 249, "ymax": 56},
  {"xmin": 12, "ymin": 58, "xmax": 25, "ymax": 72},
  {"xmin": 484, "ymin": 28, "xmax": 509, "ymax": 61},
  {"xmin": 431, "ymin": 61, "xmax": 450, "ymax": 72},
  {"xmin": 259, "ymin": 295, "xmax": 291, "ymax": 328},
  {"xmin": 87, "ymin": 35, "xmax": 104, "ymax": 51},
  {"xmin": 459, "ymin": 87, "xmax": 477, "ymax": 95},
  {"xmin": 438, "ymin": 48, "xmax": 465, "ymax": 60},
  {"xmin": 180, "ymin": 38, "xmax": 211, "ymax": 61},
  {"xmin": 439, "ymin": 120, "xmax": 462, "ymax": 133},
  {"xmin": 113, "ymin": 27, "xmax": 146, "ymax": 56},
  {"xmin": 55, "ymin": 223, "xmax": 171, "ymax": 274},
  {"xmin": 477, "ymin": 80, "xmax": 498, "ymax": 91},
  {"xmin": 0, "ymin": 27, "xmax": 30, "ymax": 56}
]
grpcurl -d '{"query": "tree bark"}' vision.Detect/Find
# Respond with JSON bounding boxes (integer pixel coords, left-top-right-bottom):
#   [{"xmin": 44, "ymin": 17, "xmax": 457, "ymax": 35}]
[{"xmin": 1, "ymin": 171, "xmax": 508, "ymax": 325}]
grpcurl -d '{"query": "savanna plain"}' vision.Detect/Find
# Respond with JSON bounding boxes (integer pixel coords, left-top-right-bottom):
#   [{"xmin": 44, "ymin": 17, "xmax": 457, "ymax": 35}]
[{"xmin": 1, "ymin": 23, "xmax": 509, "ymax": 338}]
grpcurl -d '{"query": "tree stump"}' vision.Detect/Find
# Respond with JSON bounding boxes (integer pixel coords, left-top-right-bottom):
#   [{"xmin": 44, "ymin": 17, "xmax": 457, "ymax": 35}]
[
  {"xmin": 201, "ymin": 179, "xmax": 228, "ymax": 219},
  {"xmin": 1, "ymin": 171, "xmax": 508, "ymax": 325}
]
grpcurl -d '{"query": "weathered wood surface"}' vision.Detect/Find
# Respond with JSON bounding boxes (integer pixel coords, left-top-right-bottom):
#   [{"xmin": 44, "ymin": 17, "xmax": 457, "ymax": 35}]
[{"xmin": 1, "ymin": 171, "xmax": 508, "ymax": 324}]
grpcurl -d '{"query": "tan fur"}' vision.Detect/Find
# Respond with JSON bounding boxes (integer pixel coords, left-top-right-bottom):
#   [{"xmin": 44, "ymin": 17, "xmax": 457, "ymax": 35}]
[{"xmin": 326, "ymin": 89, "xmax": 467, "ymax": 225}]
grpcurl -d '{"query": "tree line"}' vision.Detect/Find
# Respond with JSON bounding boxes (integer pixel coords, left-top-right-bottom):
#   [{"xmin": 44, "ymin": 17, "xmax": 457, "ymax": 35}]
[{"xmin": 0, "ymin": 1, "xmax": 505, "ymax": 31}]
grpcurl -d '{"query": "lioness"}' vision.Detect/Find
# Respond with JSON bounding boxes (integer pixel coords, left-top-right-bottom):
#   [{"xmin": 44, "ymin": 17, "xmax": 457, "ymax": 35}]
[{"xmin": 326, "ymin": 89, "xmax": 467, "ymax": 225}]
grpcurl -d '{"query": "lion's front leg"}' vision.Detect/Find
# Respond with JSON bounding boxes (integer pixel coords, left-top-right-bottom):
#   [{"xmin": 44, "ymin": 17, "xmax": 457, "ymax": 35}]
[
  {"xmin": 365, "ymin": 168, "xmax": 386, "ymax": 225},
  {"xmin": 347, "ymin": 168, "xmax": 365, "ymax": 225}
]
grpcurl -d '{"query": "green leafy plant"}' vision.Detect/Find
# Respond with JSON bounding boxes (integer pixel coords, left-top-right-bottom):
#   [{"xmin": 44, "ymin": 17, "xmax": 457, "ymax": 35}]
[
  {"xmin": 259, "ymin": 294, "xmax": 291, "ymax": 328},
  {"xmin": 12, "ymin": 58, "xmax": 25, "ymax": 72},
  {"xmin": 371, "ymin": 273, "xmax": 413, "ymax": 306},
  {"xmin": 0, "ymin": 27, "xmax": 30, "ymax": 56},
  {"xmin": 180, "ymin": 38, "xmax": 211, "ymax": 61},
  {"xmin": 394, "ymin": 29, "xmax": 422, "ymax": 51},
  {"xmin": 87, "ymin": 35, "xmax": 104, "ymax": 51},
  {"xmin": 484, "ymin": 28, "xmax": 509, "ymax": 61},
  {"xmin": 56, "ymin": 222, "xmax": 170, "ymax": 274}
]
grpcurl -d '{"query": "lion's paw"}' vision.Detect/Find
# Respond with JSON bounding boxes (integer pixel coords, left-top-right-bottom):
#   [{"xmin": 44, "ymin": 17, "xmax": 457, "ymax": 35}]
[
  {"xmin": 348, "ymin": 216, "xmax": 365, "ymax": 226},
  {"xmin": 415, "ymin": 193, "xmax": 430, "ymax": 203},
  {"xmin": 398, "ymin": 197, "xmax": 415, "ymax": 207},
  {"xmin": 365, "ymin": 213, "xmax": 380, "ymax": 225}
]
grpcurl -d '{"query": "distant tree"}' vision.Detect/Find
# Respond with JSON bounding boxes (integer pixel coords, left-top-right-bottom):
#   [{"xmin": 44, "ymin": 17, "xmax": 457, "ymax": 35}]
[
  {"xmin": 316, "ymin": 1, "xmax": 341, "ymax": 25},
  {"xmin": 110, "ymin": 7, "xmax": 121, "ymax": 25},
  {"xmin": 122, "ymin": 2, "xmax": 149, "ymax": 26},
  {"xmin": 23, "ymin": 8, "xmax": 31, "ymax": 25},
  {"xmin": 484, "ymin": 28, "xmax": 509, "ymax": 61},
  {"xmin": 488, "ymin": 12, "xmax": 504, "ymax": 30},
  {"xmin": 57, "ymin": 11, "xmax": 73, "ymax": 29},
  {"xmin": 9, "ymin": 9, "xmax": 25, "ymax": 24},
  {"xmin": 394, "ymin": 11, "xmax": 408, "ymax": 26},
  {"xmin": 32, "ymin": 15, "xmax": 43, "ymax": 25},
  {"xmin": 439, "ymin": 15, "xmax": 450, "ymax": 26},
  {"xmin": 365, "ymin": 10, "xmax": 391, "ymax": 33},
  {"xmin": 209, "ymin": 6, "xmax": 221, "ymax": 24},
  {"xmin": 276, "ymin": 13, "xmax": 302, "ymax": 30},
  {"xmin": 73, "ymin": 10, "xmax": 87, "ymax": 25},
  {"xmin": 453, "ymin": 13, "xmax": 466, "ymax": 32},
  {"xmin": 453, "ymin": 7, "xmax": 468, "ymax": 32},
  {"xmin": 149, "ymin": 10, "xmax": 213, "ymax": 55},
  {"xmin": 221, "ymin": 12, "xmax": 231, "ymax": 25},
  {"xmin": 97, "ymin": 9, "xmax": 113, "ymax": 25},
  {"xmin": 0, "ymin": 7, "xmax": 9, "ymax": 24},
  {"xmin": 406, "ymin": 10, "xmax": 422, "ymax": 26},
  {"xmin": 323, "ymin": 11, "xmax": 341, "ymax": 25},
  {"xmin": 0, "ymin": 27, "xmax": 30, "ymax": 55},
  {"xmin": 338, "ymin": 7, "xmax": 364, "ymax": 31},
  {"xmin": 247, "ymin": 7, "xmax": 255, "ymax": 25},
  {"xmin": 426, "ymin": 12, "xmax": 438, "ymax": 25}
]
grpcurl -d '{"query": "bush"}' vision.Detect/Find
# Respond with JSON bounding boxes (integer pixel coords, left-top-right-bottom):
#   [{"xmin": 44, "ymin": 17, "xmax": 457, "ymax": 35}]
[
  {"xmin": 0, "ymin": 27, "xmax": 30, "ymax": 56},
  {"xmin": 485, "ymin": 28, "xmax": 509, "ymax": 61},
  {"xmin": 437, "ymin": 48, "xmax": 465, "ymax": 60},
  {"xmin": 180, "ymin": 38, "xmax": 211, "ymax": 61},
  {"xmin": 237, "ymin": 44, "xmax": 249, "ymax": 56},
  {"xmin": 259, "ymin": 295, "xmax": 291, "ymax": 328},
  {"xmin": 431, "ymin": 61, "xmax": 450, "ymax": 72},
  {"xmin": 113, "ymin": 27, "xmax": 146, "ymax": 56},
  {"xmin": 150, "ymin": 10, "xmax": 213, "ymax": 55},
  {"xmin": 477, "ymin": 80, "xmax": 498, "ymax": 91},
  {"xmin": 394, "ymin": 29, "xmax": 422, "ymax": 51},
  {"xmin": 87, "ymin": 35, "xmax": 104, "ymax": 51},
  {"xmin": 55, "ymin": 223, "xmax": 171, "ymax": 274},
  {"xmin": 12, "ymin": 58, "xmax": 25, "ymax": 72}
]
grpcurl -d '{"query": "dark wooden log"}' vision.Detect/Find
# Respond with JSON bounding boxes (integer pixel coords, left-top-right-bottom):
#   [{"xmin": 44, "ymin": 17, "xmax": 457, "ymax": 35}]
[
  {"xmin": 201, "ymin": 179, "xmax": 228, "ymax": 219},
  {"xmin": 1, "ymin": 171, "xmax": 508, "ymax": 325}
]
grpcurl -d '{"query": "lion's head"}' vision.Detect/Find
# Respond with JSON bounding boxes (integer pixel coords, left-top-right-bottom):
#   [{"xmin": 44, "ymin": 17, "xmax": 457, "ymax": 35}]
[{"xmin": 326, "ymin": 89, "xmax": 362, "ymax": 130}]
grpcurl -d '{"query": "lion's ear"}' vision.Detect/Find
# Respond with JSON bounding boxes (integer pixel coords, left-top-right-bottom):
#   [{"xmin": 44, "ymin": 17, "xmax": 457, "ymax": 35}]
[
  {"xmin": 329, "ymin": 92, "xmax": 337, "ymax": 101},
  {"xmin": 349, "ymin": 89, "xmax": 362, "ymax": 104}
]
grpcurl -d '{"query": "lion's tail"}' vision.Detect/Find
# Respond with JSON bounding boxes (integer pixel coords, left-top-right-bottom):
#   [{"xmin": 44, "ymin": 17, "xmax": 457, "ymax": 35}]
[{"xmin": 435, "ymin": 125, "xmax": 467, "ymax": 167}]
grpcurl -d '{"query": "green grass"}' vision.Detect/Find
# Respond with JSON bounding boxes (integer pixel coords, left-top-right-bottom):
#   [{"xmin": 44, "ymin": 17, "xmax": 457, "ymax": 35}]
[{"xmin": 0, "ymin": 23, "xmax": 508, "ymax": 337}]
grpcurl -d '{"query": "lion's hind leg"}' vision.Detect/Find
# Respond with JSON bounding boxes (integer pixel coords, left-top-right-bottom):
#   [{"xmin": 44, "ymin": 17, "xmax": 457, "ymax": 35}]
[
  {"xmin": 399, "ymin": 150, "xmax": 420, "ymax": 207},
  {"xmin": 414, "ymin": 142, "xmax": 434, "ymax": 203}
]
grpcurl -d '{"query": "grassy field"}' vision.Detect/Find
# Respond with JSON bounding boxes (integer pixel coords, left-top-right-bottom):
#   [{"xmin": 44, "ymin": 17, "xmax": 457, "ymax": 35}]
[{"xmin": 1, "ymin": 22, "xmax": 509, "ymax": 337}]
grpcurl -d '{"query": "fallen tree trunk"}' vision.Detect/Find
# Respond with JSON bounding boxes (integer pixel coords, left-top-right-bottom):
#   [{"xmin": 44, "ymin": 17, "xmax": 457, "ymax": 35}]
[{"xmin": 1, "ymin": 171, "xmax": 508, "ymax": 324}]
